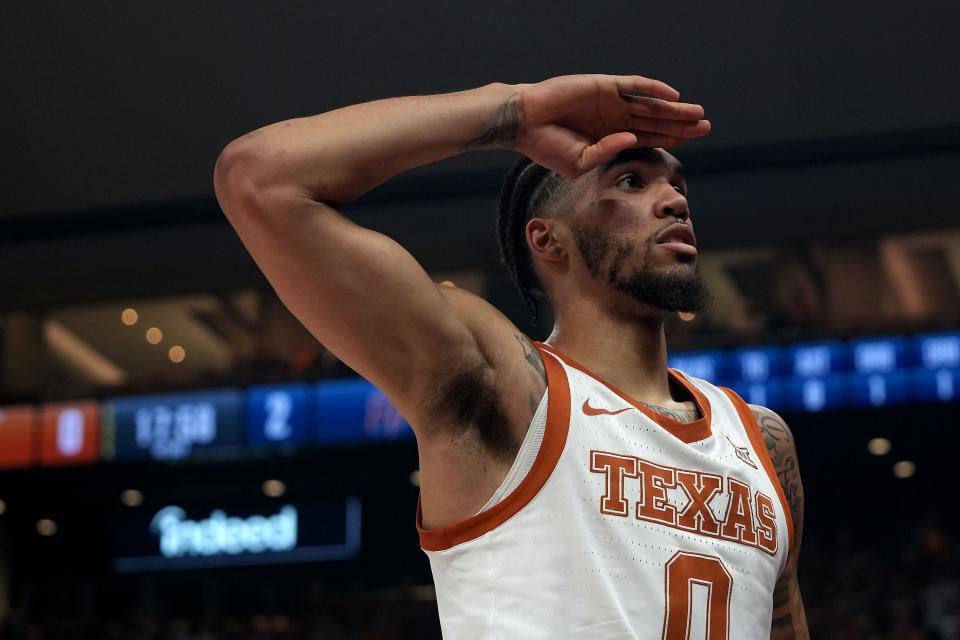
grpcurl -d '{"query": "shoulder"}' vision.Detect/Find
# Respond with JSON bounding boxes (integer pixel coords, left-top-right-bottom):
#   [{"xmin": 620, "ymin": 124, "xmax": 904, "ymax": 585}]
[
  {"xmin": 748, "ymin": 404, "xmax": 804, "ymax": 534},
  {"xmin": 747, "ymin": 405, "xmax": 798, "ymax": 466}
]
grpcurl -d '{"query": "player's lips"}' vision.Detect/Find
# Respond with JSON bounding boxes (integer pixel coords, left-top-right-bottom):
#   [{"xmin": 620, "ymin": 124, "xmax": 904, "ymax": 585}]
[{"xmin": 655, "ymin": 223, "xmax": 698, "ymax": 256}]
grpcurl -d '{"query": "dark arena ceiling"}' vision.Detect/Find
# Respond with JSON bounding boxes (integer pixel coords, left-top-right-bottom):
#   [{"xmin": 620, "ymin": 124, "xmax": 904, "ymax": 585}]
[{"xmin": 1, "ymin": 0, "xmax": 958, "ymax": 217}]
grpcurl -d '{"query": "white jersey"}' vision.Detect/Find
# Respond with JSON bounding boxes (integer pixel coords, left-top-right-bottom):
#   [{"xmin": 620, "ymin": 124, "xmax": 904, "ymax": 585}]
[{"xmin": 418, "ymin": 341, "xmax": 793, "ymax": 639}]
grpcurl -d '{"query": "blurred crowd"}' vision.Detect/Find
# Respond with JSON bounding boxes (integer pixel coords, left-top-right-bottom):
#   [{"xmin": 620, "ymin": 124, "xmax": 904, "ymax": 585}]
[
  {"xmin": 0, "ymin": 598, "xmax": 443, "ymax": 640},
  {"xmin": 1, "ymin": 525, "xmax": 957, "ymax": 640},
  {"xmin": 0, "ymin": 604, "xmax": 442, "ymax": 640},
  {"xmin": 801, "ymin": 523, "xmax": 959, "ymax": 639}
]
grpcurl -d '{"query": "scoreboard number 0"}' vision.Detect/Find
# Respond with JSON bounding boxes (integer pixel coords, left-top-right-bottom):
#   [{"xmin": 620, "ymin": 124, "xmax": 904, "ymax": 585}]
[{"xmin": 56, "ymin": 408, "xmax": 85, "ymax": 456}]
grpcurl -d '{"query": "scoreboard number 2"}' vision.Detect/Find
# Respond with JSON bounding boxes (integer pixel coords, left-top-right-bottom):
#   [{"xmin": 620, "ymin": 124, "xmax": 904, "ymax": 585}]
[{"xmin": 263, "ymin": 391, "xmax": 293, "ymax": 441}]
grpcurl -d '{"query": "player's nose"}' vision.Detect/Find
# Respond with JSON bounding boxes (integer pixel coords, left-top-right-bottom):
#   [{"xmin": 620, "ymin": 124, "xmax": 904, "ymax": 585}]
[{"xmin": 655, "ymin": 186, "xmax": 690, "ymax": 222}]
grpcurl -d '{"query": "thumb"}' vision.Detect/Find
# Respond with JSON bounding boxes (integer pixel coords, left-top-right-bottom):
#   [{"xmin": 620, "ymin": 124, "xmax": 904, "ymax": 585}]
[{"xmin": 576, "ymin": 132, "xmax": 638, "ymax": 174}]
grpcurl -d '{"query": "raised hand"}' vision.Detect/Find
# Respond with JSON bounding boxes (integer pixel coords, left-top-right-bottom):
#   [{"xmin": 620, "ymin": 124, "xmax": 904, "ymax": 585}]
[{"xmin": 511, "ymin": 74, "xmax": 710, "ymax": 178}]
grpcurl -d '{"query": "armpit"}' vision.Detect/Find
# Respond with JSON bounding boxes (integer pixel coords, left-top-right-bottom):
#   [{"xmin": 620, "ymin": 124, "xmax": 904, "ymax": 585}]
[{"xmin": 429, "ymin": 362, "xmax": 519, "ymax": 461}]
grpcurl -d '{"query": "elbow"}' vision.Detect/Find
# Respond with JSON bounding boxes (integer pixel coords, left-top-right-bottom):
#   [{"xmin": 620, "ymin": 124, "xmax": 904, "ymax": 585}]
[{"xmin": 214, "ymin": 136, "xmax": 273, "ymax": 219}]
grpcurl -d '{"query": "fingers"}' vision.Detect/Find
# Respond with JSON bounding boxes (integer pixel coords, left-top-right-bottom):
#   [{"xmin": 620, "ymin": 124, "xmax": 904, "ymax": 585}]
[
  {"xmin": 579, "ymin": 126, "xmax": 709, "ymax": 173},
  {"xmin": 577, "ymin": 131, "xmax": 639, "ymax": 174},
  {"xmin": 625, "ymin": 95, "xmax": 706, "ymax": 121},
  {"xmin": 630, "ymin": 132, "xmax": 694, "ymax": 149},
  {"xmin": 610, "ymin": 76, "xmax": 709, "ymax": 149},
  {"xmin": 574, "ymin": 119, "xmax": 709, "ymax": 175},
  {"xmin": 614, "ymin": 75, "xmax": 680, "ymax": 102},
  {"xmin": 628, "ymin": 115, "xmax": 712, "ymax": 139}
]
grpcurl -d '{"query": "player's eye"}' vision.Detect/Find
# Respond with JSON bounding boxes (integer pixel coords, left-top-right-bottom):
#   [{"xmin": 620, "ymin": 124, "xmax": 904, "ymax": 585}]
[
  {"xmin": 616, "ymin": 174, "xmax": 644, "ymax": 190},
  {"xmin": 672, "ymin": 183, "xmax": 686, "ymax": 196}
]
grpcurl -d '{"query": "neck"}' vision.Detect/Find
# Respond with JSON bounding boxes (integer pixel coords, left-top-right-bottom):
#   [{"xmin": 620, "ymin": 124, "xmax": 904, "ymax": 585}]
[{"xmin": 545, "ymin": 297, "xmax": 674, "ymax": 406}]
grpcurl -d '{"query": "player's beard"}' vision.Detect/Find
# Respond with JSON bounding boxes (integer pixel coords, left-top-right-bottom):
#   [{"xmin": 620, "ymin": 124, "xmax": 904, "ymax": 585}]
[{"xmin": 572, "ymin": 224, "xmax": 712, "ymax": 314}]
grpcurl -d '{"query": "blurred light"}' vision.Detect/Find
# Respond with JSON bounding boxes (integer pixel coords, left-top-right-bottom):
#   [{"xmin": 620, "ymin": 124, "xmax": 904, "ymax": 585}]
[
  {"xmin": 0, "ymin": 499, "xmax": 6, "ymax": 515},
  {"xmin": 168, "ymin": 345, "xmax": 186, "ymax": 363},
  {"xmin": 678, "ymin": 312, "xmax": 697, "ymax": 322},
  {"xmin": 121, "ymin": 308, "xmax": 139, "ymax": 326},
  {"xmin": 271, "ymin": 615, "xmax": 290, "ymax": 633},
  {"xmin": 262, "ymin": 479, "xmax": 286, "ymax": 497},
  {"xmin": 36, "ymin": 519, "xmax": 57, "ymax": 536},
  {"xmin": 146, "ymin": 327, "xmax": 163, "ymax": 344},
  {"xmin": 409, "ymin": 470, "xmax": 421, "ymax": 487},
  {"xmin": 867, "ymin": 437, "xmax": 891, "ymax": 456},
  {"xmin": 121, "ymin": 489, "xmax": 143, "ymax": 507},
  {"xmin": 893, "ymin": 460, "xmax": 916, "ymax": 479}
]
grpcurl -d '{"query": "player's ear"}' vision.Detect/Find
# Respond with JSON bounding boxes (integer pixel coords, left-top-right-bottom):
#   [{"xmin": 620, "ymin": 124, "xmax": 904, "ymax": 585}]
[{"xmin": 526, "ymin": 217, "xmax": 567, "ymax": 264}]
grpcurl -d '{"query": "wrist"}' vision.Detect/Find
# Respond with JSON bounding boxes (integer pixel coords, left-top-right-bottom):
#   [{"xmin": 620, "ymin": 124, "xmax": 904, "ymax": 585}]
[{"xmin": 460, "ymin": 82, "xmax": 527, "ymax": 152}]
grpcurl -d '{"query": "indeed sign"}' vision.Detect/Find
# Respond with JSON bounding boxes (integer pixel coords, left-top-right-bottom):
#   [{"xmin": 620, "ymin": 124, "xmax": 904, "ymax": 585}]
[{"xmin": 151, "ymin": 505, "xmax": 297, "ymax": 558}]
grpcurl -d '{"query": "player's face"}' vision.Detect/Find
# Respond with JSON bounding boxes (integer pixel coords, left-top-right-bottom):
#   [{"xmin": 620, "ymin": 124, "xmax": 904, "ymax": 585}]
[{"xmin": 569, "ymin": 148, "xmax": 710, "ymax": 314}]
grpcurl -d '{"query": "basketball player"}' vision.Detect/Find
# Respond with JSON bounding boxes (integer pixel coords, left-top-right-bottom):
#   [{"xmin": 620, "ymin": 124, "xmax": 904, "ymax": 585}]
[{"xmin": 214, "ymin": 74, "xmax": 808, "ymax": 638}]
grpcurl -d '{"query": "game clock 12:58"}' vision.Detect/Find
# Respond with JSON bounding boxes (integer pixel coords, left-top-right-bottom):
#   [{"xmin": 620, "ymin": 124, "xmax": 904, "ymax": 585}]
[{"xmin": 105, "ymin": 389, "xmax": 244, "ymax": 462}]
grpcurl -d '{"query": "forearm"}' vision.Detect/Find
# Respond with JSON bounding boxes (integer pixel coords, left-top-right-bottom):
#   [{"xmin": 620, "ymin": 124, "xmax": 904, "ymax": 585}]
[
  {"xmin": 771, "ymin": 575, "xmax": 809, "ymax": 639},
  {"xmin": 216, "ymin": 82, "xmax": 521, "ymax": 205}
]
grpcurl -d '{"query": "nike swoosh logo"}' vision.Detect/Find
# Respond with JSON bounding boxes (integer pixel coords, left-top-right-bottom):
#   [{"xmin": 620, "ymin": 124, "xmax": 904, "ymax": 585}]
[{"xmin": 582, "ymin": 399, "xmax": 634, "ymax": 416}]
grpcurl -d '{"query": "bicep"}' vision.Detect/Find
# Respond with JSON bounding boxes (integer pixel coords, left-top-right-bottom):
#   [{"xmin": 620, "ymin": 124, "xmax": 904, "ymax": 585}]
[
  {"xmin": 750, "ymin": 405, "xmax": 809, "ymax": 639},
  {"xmin": 217, "ymin": 179, "xmax": 482, "ymax": 426},
  {"xmin": 750, "ymin": 405, "xmax": 804, "ymax": 540}
]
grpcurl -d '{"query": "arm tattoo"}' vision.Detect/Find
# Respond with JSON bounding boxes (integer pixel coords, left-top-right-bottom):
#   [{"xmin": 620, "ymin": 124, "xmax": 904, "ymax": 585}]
[
  {"xmin": 752, "ymin": 407, "xmax": 803, "ymax": 538},
  {"xmin": 770, "ymin": 574, "xmax": 809, "ymax": 639},
  {"xmin": 751, "ymin": 405, "xmax": 810, "ymax": 640},
  {"xmin": 462, "ymin": 93, "xmax": 523, "ymax": 151},
  {"xmin": 638, "ymin": 401, "xmax": 701, "ymax": 424},
  {"xmin": 514, "ymin": 334, "xmax": 547, "ymax": 414}
]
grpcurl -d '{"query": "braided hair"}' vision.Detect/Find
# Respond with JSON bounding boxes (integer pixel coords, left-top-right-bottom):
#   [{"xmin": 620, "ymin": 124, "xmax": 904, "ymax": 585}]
[{"xmin": 495, "ymin": 157, "xmax": 570, "ymax": 324}]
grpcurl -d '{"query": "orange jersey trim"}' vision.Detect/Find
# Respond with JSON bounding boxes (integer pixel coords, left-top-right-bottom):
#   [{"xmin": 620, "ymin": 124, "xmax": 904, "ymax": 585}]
[
  {"xmin": 535, "ymin": 342, "xmax": 713, "ymax": 445},
  {"xmin": 719, "ymin": 387, "xmax": 794, "ymax": 559},
  {"xmin": 417, "ymin": 345, "xmax": 572, "ymax": 552}
]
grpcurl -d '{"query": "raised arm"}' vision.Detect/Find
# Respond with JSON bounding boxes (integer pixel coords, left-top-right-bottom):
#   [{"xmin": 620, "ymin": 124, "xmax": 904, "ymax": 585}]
[
  {"xmin": 213, "ymin": 75, "xmax": 709, "ymax": 432},
  {"xmin": 751, "ymin": 405, "xmax": 810, "ymax": 640},
  {"xmin": 213, "ymin": 83, "xmax": 520, "ymax": 427}
]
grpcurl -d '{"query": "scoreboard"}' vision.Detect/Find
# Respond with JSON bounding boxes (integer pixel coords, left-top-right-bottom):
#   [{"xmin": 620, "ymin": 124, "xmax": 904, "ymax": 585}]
[
  {"xmin": 0, "ymin": 406, "xmax": 36, "ymax": 468},
  {"xmin": 105, "ymin": 389, "xmax": 245, "ymax": 461},
  {"xmin": 672, "ymin": 332, "xmax": 960, "ymax": 412},
  {"xmin": 1, "ymin": 331, "xmax": 958, "ymax": 470},
  {"xmin": 39, "ymin": 401, "xmax": 100, "ymax": 465},
  {"xmin": 246, "ymin": 383, "xmax": 311, "ymax": 447},
  {"xmin": 99, "ymin": 379, "xmax": 413, "ymax": 464}
]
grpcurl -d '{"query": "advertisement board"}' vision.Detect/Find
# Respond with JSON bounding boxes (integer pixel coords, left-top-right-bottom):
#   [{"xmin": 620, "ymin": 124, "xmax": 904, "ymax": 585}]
[{"xmin": 112, "ymin": 496, "xmax": 362, "ymax": 572}]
